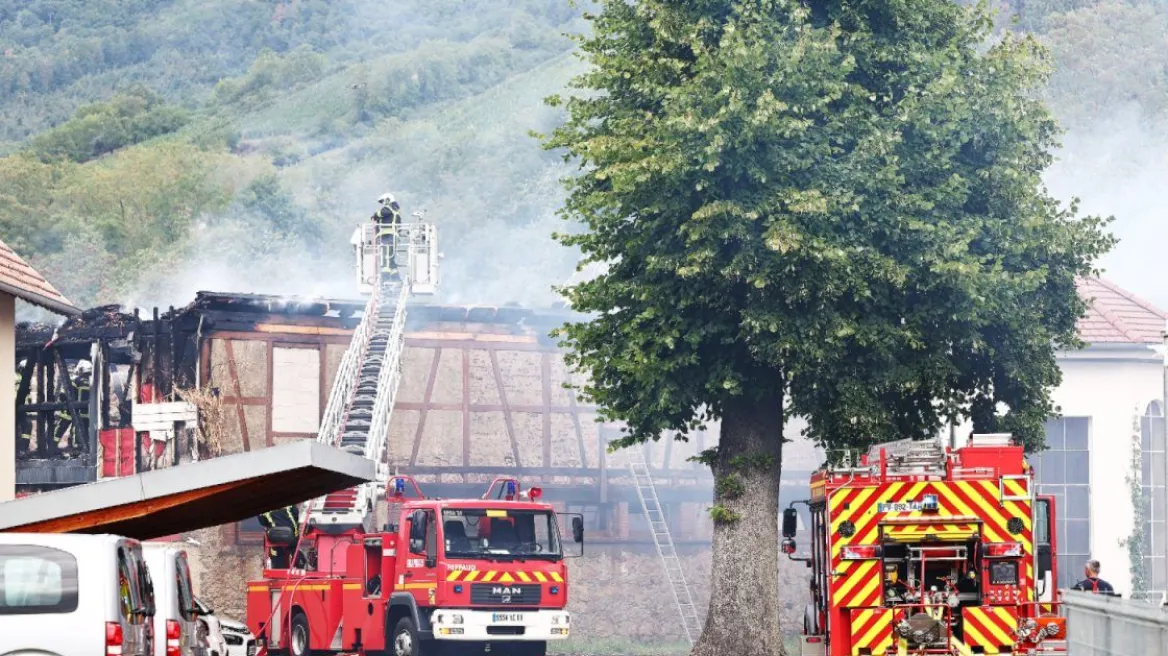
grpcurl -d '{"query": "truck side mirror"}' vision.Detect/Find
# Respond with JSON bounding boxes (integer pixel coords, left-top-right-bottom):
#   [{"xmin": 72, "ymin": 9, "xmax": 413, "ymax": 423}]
[
  {"xmin": 424, "ymin": 513, "xmax": 438, "ymax": 568},
  {"xmin": 781, "ymin": 538, "xmax": 797, "ymax": 555},
  {"xmin": 782, "ymin": 508, "xmax": 798, "ymax": 539},
  {"xmin": 572, "ymin": 516, "xmax": 584, "ymax": 544},
  {"xmin": 409, "ymin": 511, "xmax": 427, "ymax": 554},
  {"xmin": 1035, "ymin": 497, "xmax": 1053, "ymax": 580}
]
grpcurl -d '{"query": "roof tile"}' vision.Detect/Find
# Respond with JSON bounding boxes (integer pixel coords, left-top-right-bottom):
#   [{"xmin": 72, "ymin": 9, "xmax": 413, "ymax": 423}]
[
  {"xmin": 1076, "ymin": 277, "xmax": 1166, "ymax": 345},
  {"xmin": 0, "ymin": 238, "xmax": 78, "ymax": 315}
]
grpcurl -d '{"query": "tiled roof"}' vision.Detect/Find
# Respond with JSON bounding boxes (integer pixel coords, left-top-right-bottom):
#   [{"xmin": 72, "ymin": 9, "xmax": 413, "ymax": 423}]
[
  {"xmin": 1076, "ymin": 277, "xmax": 1166, "ymax": 345},
  {"xmin": 0, "ymin": 239, "xmax": 78, "ymax": 315}
]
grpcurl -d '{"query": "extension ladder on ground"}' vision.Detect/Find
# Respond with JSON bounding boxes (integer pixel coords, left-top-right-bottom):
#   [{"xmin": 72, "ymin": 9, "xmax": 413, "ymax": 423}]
[{"xmin": 628, "ymin": 445, "xmax": 703, "ymax": 645}]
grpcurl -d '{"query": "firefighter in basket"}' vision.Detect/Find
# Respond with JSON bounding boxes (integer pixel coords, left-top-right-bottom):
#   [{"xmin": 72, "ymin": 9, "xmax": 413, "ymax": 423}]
[{"xmin": 371, "ymin": 192, "xmax": 402, "ymax": 278}]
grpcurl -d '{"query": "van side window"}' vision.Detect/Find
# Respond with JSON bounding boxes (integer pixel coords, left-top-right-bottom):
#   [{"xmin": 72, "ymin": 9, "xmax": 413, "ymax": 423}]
[
  {"xmin": 116, "ymin": 548, "xmax": 136, "ymax": 619},
  {"xmin": 0, "ymin": 545, "xmax": 79, "ymax": 615},
  {"xmin": 176, "ymin": 554, "xmax": 196, "ymax": 621}
]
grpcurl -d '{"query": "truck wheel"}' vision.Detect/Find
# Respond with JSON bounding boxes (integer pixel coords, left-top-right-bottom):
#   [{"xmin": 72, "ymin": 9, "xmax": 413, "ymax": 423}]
[
  {"xmin": 290, "ymin": 612, "xmax": 311, "ymax": 656},
  {"xmin": 392, "ymin": 616, "xmax": 422, "ymax": 656}
]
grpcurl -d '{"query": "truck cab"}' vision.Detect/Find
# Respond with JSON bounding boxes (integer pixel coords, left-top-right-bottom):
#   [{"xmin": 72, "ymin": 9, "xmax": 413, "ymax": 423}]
[{"xmin": 246, "ymin": 476, "xmax": 584, "ymax": 656}]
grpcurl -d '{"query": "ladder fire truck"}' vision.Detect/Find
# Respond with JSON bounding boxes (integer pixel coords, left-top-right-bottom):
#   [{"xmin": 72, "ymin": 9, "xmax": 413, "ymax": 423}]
[
  {"xmin": 246, "ymin": 208, "xmax": 585, "ymax": 656},
  {"xmin": 783, "ymin": 434, "xmax": 1068, "ymax": 656}
]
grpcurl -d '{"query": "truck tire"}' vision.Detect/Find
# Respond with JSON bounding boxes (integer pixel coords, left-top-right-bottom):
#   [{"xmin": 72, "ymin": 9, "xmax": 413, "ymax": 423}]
[
  {"xmin": 290, "ymin": 612, "xmax": 311, "ymax": 656},
  {"xmin": 392, "ymin": 616, "xmax": 423, "ymax": 656}
]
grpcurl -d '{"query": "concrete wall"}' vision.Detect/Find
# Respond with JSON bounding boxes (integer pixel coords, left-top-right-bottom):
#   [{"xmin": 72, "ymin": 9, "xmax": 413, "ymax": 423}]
[
  {"xmin": 1064, "ymin": 589, "xmax": 1168, "ymax": 656},
  {"xmin": 0, "ymin": 292, "xmax": 14, "ymax": 501}
]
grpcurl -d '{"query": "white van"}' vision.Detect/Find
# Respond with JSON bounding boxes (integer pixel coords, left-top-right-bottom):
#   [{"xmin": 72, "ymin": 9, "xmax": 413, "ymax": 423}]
[
  {"xmin": 0, "ymin": 532, "xmax": 155, "ymax": 656},
  {"xmin": 142, "ymin": 543, "xmax": 204, "ymax": 656}
]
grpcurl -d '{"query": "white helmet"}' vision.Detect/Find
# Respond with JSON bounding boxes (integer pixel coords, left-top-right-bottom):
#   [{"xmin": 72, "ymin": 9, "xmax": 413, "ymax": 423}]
[
  {"xmin": 75, "ymin": 360, "xmax": 92, "ymax": 374},
  {"xmin": 378, "ymin": 193, "xmax": 395, "ymax": 205}
]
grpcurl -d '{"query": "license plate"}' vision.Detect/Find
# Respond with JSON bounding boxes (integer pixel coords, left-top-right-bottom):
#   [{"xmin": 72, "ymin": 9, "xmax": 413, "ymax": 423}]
[{"xmin": 492, "ymin": 613, "xmax": 524, "ymax": 623}]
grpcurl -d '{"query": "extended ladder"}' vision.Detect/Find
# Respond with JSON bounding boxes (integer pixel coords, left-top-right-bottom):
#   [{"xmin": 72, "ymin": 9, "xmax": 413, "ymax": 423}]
[
  {"xmin": 302, "ymin": 218, "xmax": 438, "ymax": 531},
  {"xmin": 628, "ymin": 445, "xmax": 703, "ymax": 645}
]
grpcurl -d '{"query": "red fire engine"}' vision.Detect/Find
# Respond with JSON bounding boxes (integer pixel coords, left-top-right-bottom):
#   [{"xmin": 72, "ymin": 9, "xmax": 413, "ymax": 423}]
[
  {"xmin": 783, "ymin": 434, "xmax": 1068, "ymax": 656},
  {"xmin": 246, "ymin": 475, "xmax": 584, "ymax": 656}
]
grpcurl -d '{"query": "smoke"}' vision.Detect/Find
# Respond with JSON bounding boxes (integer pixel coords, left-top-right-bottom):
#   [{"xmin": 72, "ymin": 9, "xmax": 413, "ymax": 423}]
[{"xmin": 1044, "ymin": 104, "xmax": 1168, "ymax": 307}]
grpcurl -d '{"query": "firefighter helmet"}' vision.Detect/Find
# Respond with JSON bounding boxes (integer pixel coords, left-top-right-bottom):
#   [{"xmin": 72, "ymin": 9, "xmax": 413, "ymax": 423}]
[{"xmin": 378, "ymin": 193, "xmax": 395, "ymax": 205}]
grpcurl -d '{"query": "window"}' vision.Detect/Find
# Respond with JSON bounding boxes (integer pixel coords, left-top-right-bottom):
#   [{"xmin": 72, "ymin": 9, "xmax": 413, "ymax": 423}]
[
  {"xmin": 0, "ymin": 545, "xmax": 79, "ymax": 615},
  {"xmin": 1142, "ymin": 403, "xmax": 1167, "ymax": 593},
  {"xmin": 176, "ymin": 554, "xmax": 196, "ymax": 622},
  {"xmin": 117, "ymin": 548, "xmax": 137, "ymax": 620},
  {"xmin": 271, "ymin": 347, "xmax": 320, "ymax": 433},
  {"xmin": 1032, "ymin": 417, "xmax": 1091, "ymax": 589},
  {"xmin": 441, "ymin": 509, "xmax": 562, "ymax": 558}
]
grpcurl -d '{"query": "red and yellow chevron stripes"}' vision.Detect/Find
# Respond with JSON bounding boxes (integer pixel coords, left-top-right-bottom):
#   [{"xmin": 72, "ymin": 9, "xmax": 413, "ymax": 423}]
[
  {"xmin": 445, "ymin": 570, "xmax": 563, "ymax": 583},
  {"xmin": 850, "ymin": 608, "xmax": 894, "ymax": 656},
  {"xmin": 827, "ymin": 478, "xmax": 1034, "ymax": 608},
  {"xmin": 962, "ymin": 606, "xmax": 1019, "ymax": 653},
  {"xmin": 882, "ymin": 523, "xmax": 980, "ymax": 542}
]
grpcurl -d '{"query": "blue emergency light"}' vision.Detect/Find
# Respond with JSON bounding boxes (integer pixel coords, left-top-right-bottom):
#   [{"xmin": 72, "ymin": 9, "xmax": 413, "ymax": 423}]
[
  {"xmin": 393, "ymin": 477, "xmax": 406, "ymax": 495},
  {"xmin": 505, "ymin": 480, "xmax": 517, "ymax": 497},
  {"xmin": 922, "ymin": 494, "xmax": 939, "ymax": 511}
]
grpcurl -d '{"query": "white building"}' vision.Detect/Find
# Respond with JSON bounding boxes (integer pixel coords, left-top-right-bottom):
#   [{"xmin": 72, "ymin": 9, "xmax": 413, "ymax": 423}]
[{"xmin": 1036, "ymin": 277, "xmax": 1167, "ymax": 596}]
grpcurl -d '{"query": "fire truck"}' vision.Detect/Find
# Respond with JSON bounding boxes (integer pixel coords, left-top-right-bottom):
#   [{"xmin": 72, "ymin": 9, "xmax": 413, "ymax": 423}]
[
  {"xmin": 246, "ymin": 474, "xmax": 583, "ymax": 656},
  {"xmin": 245, "ymin": 208, "xmax": 583, "ymax": 655},
  {"xmin": 782, "ymin": 434, "xmax": 1068, "ymax": 656}
]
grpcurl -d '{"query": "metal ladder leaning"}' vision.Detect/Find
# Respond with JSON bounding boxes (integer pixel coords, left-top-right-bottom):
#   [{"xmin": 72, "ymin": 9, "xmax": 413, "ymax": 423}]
[{"xmin": 627, "ymin": 445, "xmax": 703, "ymax": 645}]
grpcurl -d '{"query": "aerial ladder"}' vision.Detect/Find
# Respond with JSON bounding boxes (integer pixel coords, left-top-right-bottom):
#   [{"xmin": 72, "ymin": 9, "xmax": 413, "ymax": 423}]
[{"xmin": 301, "ymin": 208, "xmax": 440, "ymax": 532}]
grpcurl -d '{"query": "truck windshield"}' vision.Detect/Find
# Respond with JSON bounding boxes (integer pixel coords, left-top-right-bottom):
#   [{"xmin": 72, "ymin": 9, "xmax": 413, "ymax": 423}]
[{"xmin": 441, "ymin": 509, "xmax": 562, "ymax": 559}]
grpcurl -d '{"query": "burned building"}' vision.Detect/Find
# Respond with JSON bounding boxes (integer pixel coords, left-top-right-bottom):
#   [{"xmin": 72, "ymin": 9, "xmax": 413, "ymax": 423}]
[{"xmin": 13, "ymin": 290, "xmax": 823, "ymax": 641}]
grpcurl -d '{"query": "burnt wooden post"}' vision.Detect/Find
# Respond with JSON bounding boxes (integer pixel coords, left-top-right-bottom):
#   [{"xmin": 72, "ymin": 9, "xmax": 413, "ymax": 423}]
[{"xmin": 100, "ymin": 342, "xmax": 111, "ymax": 430}]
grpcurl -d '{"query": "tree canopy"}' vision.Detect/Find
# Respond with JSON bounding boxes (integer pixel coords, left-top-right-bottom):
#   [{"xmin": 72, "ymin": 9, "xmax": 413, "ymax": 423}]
[{"xmin": 543, "ymin": 0, "xmax": 1114, "ymax": 653}]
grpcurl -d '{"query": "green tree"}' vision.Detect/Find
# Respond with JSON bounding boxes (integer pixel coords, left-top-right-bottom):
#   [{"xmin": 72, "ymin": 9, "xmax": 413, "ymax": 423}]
[{"xmin": 541, "ymin": 1, "xmax": 1114, "ymax": 653}]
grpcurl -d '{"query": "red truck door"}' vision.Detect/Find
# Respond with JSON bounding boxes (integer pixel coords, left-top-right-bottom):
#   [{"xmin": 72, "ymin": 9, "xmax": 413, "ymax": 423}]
[
  {"xmin": 404, "ymin": 509, "xmax": 439, "ymax": 606},
  {"xmin": 1035, "ymin": 494, "xmax": 1057, "ymax": 603}
]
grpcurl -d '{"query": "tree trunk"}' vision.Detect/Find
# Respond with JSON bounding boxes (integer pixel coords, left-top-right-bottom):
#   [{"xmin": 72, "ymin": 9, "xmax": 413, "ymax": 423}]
[{"xmin": 691, "ymin": 391, "xmax": 786, "ymax": 656}]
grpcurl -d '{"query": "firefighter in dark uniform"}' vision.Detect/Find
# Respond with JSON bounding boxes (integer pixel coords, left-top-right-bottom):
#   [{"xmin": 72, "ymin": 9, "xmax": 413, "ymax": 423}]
[
  {"xmin": 1071, "ymin": 559, "xmax": 1115, "ymax": 595},
  {"xmin": 372, "ymin": 192, "xmax": 402, "ymax": 278},
  {"xmin": 15, "ymin": 364, "xmax": 32, "ymax": 453},
  {"xmin": 258, "ymin": 505, "xmax": 300, "ymax": 569}
]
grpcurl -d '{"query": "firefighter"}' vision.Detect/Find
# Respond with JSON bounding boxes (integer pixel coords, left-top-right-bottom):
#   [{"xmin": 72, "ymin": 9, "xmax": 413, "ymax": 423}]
[
  {"xmin": 73, "ymin": 360, "xmax": 92, "ymax": 441},
  {"xmin": 1071, "ymin": 559, "xmax": 1115, "ymax": 595},
  {"xmin": 15, "ymin": 365, "xmax": 32, "ymax": 453},
  {"xmin": 371, "ymin": 192, "xmax": 402, "ymax": 277},
  {"xmin": 258, "ymin": 505, "xmax": 300, "ymax": 568}
]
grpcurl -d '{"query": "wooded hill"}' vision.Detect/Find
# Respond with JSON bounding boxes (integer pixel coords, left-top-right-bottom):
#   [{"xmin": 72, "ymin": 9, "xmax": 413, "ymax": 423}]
[{"xmin": 0, "ymin": 0, "xmax": 1164, "ymax": 311}]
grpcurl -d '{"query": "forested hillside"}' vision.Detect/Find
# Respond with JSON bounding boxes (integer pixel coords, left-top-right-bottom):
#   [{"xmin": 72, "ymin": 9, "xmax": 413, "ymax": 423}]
[{"xmin": 2, "ymin": 0, "xmax": 1167, "ymax": 314}]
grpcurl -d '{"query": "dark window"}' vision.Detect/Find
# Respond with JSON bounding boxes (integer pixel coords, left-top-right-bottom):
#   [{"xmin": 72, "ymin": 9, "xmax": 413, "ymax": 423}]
[
  {"xmin": 1033, "ymin": 416, "xmax": 1091, "ymax": 590},
  {"xmin": 0, "ymin": 545, "xmax": 79, "ymax": 615},
  {"xmin": 176, "ymin": 554, "xmax": 196, "ymax": 622}
]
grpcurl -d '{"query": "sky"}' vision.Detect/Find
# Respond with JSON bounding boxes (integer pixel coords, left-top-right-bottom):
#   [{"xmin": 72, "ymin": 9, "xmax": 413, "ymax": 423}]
[{"xmin": 1045, "ymin": 107, "xmax": 1168, "ymax": 309}]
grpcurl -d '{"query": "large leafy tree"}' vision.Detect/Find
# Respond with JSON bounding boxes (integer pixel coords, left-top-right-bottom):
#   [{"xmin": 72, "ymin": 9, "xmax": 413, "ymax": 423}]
[{"xmin": 542, "ymin": 0, "xmax": 1114, "ymax": 654}]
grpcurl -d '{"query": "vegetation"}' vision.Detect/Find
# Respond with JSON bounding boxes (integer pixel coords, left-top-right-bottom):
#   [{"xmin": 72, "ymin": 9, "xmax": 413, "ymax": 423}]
[
  {"xmin": 543, "ymin": 1, "xmax": 1113, "ymax": 654},
  {"xmin": 0, "ymin": 0, "xmax": 1163, "ymax": 317}
]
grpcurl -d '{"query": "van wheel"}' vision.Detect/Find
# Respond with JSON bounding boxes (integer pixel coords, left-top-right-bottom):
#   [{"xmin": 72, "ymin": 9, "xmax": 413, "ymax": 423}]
[
  {"xmin": 290, "ymin": 612, "xmax": 311, "ymax": 656},
  {"xmin": 392, "ymin": 616, "xmax": 422, "ymax": 656}
]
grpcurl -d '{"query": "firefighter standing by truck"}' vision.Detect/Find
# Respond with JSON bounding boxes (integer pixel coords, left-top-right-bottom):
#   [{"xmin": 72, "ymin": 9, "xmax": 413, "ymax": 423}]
[{"xmin": 258, "ymin": 505, "xmax": 300, "ymax": 569}]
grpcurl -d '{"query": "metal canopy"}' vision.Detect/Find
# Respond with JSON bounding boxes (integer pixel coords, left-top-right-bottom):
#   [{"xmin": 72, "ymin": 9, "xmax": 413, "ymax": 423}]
[{"xmin": 0, "ymin": 441, "xmax": 375, "ymax": 540}]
